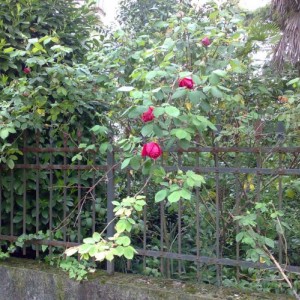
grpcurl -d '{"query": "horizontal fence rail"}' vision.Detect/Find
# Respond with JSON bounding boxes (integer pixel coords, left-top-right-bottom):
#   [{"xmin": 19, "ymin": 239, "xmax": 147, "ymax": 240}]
[{"xmin": 0, "ymin": 126, "xmax": 300, "ymax": 285}]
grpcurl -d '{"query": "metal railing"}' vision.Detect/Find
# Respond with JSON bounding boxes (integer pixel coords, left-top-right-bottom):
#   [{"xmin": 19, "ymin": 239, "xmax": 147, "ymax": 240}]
[{"xmin": 0, "ymin": 124, "xmax": 300, "ymax": 283}]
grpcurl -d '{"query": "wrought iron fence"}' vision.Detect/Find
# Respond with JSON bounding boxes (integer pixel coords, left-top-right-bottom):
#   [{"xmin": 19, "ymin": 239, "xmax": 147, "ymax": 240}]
[{"xmin": 0, "ymin": 124, "xmax": 300, "ymax": 284}]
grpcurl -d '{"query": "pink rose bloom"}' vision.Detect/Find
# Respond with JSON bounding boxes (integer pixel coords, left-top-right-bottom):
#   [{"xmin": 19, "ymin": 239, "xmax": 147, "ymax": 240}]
[
  {"xmin": 23, "ymin": 67, "xmax": 31, "ymax": 74},
  {"xmin": 178, "ymin": 77, "xmax": 194, "ymax": 90},
  {"xmin": 141, "ymin": 107, "xmax": 154, "ymax": 122},
  {"xmin": 141, "ymin": 142, "xmax": 162, "ymax": 160},
  {"xmin": 201, "ymin": 37, "xmax": 211, "ymax": 47}
]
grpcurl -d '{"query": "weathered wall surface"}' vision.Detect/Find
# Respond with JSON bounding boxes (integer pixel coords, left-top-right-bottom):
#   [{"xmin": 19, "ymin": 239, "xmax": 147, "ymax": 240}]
[{"xmin": 0, "ymin": 258, "xmax": 293, "ymax": 300}]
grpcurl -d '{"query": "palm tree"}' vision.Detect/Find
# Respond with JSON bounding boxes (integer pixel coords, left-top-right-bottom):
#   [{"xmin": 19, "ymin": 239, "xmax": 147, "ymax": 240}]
[{"xmin": 271, "ymin": 0, "xmax": 300, "ymax": 72}]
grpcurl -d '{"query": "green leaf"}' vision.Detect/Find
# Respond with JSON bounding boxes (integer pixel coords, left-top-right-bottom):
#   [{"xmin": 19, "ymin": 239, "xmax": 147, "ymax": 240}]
[
  {"xmin": 112, "ymin": 246, "xmax": 124, "ymax": 257},
  {"xmin": 121, "ymin": 158, "xmax": 131, "ymax": 170},
  {"xmin": 78, "ymin": 244, "xmax": 92, "ymax": 254},
  {"xmin": 0, "ymin": 128, "xmax": 10, "ymax": 140},
  {"xmin": 130, "ymin": 156, "xmax": 141, "ymax": 170},
  {"xmin": 209, "ymin": 73, "xmax": 220, "ymax": 85},
  {"xmin": 105, "ymin": 251, "xmax": 114, "ymax": 261},
  {"xmin": 4, "ymin": 47, "xmax": 14, "ymax": 53},
  {"xmin": 171, "ymin": 89, "xmax": 187, "ymax": 99},
  {"xmin": 117, "ymin": 86, "xmax": 135, "ymax": 92},
  {"xmin": 287, "ymin": 78, "xmax": 299, "ymax": 86},
  {"xmin": 141, "ymin": 123, "xmax": 154, "ymax": 137},
  {"xmin": 188, "ymin": 91, "xmax": 205, "ymax": 104},
  {"xmin": 83, "ymin": 237, "xmax": 95, "ymax": 244},
  {"xmin": 168, "ymin": 191, "xmax": 181, "ymax": 203},
  {"xmin": 264, "ymin": 237, "xmax": 275, "ymax": 248},
  {"xmin": 90, "ymin": 125, "xmax": 108, "ymax": 135},
  {"xmin": 155, "ymin": 189, "xmax": 168, "ymax": 203},
  {"xmin": 211, "ymin": 86, "xmax": 223, "ymax": 98},
  {"xmin": 123, "ymin": 246, "xmax": 136, "ymax": 260},
  {"xmin": 116, "ymin": 220, "xmax": 128, "ymax": 233},
  {"xmin": 172, "ymin": 129, "xmax": 191, "ymax": 141},
  {"xmin": 165, "ymin": 106, "xmax": 180, "ymax": 117},
  {"xmin": 116, "ymin": 236, "xmax": 131, "ymax": 246},
  {"xmin": 236, "ymin": 232, "xmax": 244, "ymax": 242},
  {"xmin": 7, "ymin": 159, "xmax": 14, "ymax": 169},
  {"xmin": 92, "ymin": 232, "xmax": 101, "ymax": 242},
  {"xmin": 153, "ymin": 107, "xmax": 165, "ymax": 117},
  {"xmin": 213, "ymin": 69, "xmax": 227, "ymax": 77},
  {"xmin": 180, "ymin": 189, "xmax": 191, "ymax": 200}
]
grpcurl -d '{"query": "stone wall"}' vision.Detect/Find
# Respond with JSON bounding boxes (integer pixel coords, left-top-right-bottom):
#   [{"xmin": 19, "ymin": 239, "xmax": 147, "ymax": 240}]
[{"xmin": 0, "ymin": 258, "xmax": 293, "ymax": 300}]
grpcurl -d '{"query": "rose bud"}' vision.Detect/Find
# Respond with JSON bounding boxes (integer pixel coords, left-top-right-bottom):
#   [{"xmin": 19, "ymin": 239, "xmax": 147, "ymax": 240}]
[
  {"xmin": 201, "ymin": 37, "xmax": 211, "ymax": 47},
  {"xmin": 141, "ymin": 142, "xmax": 162, "ymax": 160},
  {"xmin": 141, "ymin": 107, "xmax": 154, "ymax": 122},
  {"xmin": 178, "ymin": 77, "xmax": 194, "ymax": 90},
  {"xmin": 23, "ymin": 67, "xmax": 31, "ymax": 74}
]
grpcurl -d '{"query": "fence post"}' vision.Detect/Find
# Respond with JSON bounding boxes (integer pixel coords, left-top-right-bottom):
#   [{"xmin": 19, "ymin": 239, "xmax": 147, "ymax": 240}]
[{"xmin": 106, "ymin": 148, "xmax": 115, "ymax": 275}]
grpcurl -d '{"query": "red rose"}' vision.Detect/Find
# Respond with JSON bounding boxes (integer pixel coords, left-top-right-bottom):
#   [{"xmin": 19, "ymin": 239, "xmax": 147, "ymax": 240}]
[
  {"xmin": 23, "ymin": 67, "xmax": 31, "ymax": 74},
  {"xmin": 201, "ymin": 37, "xmax": 211, "ymax": 47},
  {"xmin": 141, "ymin": 107, "xmax": 154, "ymax": 122},
  {"xmin": 178, "ymin": 77, "xmax": 194, "ymax": 90},
  {"xmin": 141, "ymin": 142, "xmax": 162, "ymax": 160}
]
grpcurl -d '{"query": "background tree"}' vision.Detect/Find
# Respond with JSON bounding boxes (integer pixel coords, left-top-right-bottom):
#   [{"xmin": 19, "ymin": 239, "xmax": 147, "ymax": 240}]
[{"xmin": 271, "ymin": 0, "xmax": 300, "ymax": 73}]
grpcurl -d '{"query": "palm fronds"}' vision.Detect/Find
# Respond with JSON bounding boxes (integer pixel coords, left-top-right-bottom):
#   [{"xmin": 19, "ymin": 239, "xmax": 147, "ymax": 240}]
[{"xmin": 271, "ymin": 0, "xmax": 300, "ymax": 70}]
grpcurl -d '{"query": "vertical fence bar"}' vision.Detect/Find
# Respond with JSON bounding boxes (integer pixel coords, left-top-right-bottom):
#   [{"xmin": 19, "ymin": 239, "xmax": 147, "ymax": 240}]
[
  {"xmin": 49, "ymin": 131, "xmax": 53, "ymax": 255},
  {"xmin": 22, "ymin": 131, "xmax": 27, "ymax": 255},
  {"xmin": 213, "ymin": 126, "xmax": 221, "ymax": 286},
  {"xmin": 195, "ymin": 135, "xmax": 201, "ymax": 282},
  {"xmin": 126, "ymin": 170, "xmax": 132, "ymax": 271},
  {"xmin": 10, "ymin": 169, "xmax": 14, "ymax": 237},
  {"xmin": 106, "ymin": 148, "xmax": 115, "ymax": 274},
  {"xmin": 35, "ymin": 131, "xmax": 40, "ymax": 257},
  {"xmin": 235, "ymin": 152, "xmax": 241, "ymax": 281},
  {"xmin": 277, "ymin": 122, "xmax": 285, "ymax": 264},
  {"xmin": 92, "ymin": 134, "xmax": 96, "ymax": 234},
  {"xmin": 0, "ymin": 172, "xmax": 2, "ymax": 236},
  {"xmin": 160, "ymin": 201, "xmax": 164, "ymax": 276},
  {"xmin": 77, "ymin": 130, "xmax": 82, "ymax": 244},
  {"xmin": 63, "ymin": 133, "xmax": 68, "ymax": 243},
  {"xmin": 143, "ymin": 181, "xmax": 147, "ymax": 272},
  {"xmin": 177, "ymin": 152, "xmax": 183, "ymax": 276}
]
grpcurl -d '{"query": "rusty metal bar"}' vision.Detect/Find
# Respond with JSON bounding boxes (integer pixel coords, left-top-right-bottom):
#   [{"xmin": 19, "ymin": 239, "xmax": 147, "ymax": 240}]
[
  {"xmin": 0, "ymin": 174, "xmax": 2, "ymax": 235},
  {"xmin": 106, "ymin": 149, "xmax": 115, "ymax": 274},
  {"xmin": 5, "ymin": 164, "xmax": 300, "ymax": 175},
  {"xmin": 35, "ymin": 131, "xmax": 40, "ymax": 257},
  {"xmin": 195, "ymin": 150, "xmax": 201, "ymax": 282},
  {"xmin": 126, "ymin": 170, "xmax": 132, "ymax": 272},
  {"xmin": 235, "ymin": 152, "xmax": 241, "ymax": 281},
  {"xmin": 1, "ymin": 233, "xmax": 300, "ymax": 274},
  {"xmin": 214, "ymin": 128, "xmax": 221, "ymax": 286},
  {"xmin": 49, "ymin": 133, "xmax": 53, "ymax": 255},
  {"xmin": 22, "ymin": 131, "xmax": 27, "ymax": 255},
  {"xmin": 18, "ymin": 146, "xmax": 300, "ymax": 154},
  {"xmin": 143, "ymin": 181, "xmax": 147, "ymax": 272},
  {"xmin": 134, "ymin": 249, "xmax": 300, "ymax": 274},
  {"xmin": 92, "ymin": 135, "xmax": 96, "ymax": 234},
  {"xmin": 178, "ymin": 152, "xmax": 183, "ymax": 276},
  {"xmin": 163, "ymin": 166, "xmax": 300, "ymax": 175},
  {"xmin": 10, "ymin": 170, "xmax": 14, "ymax": 237},
  {"xmin": 77, "ymin": 130, "xmax": 82, "ymax": 245},
  {"xmin": 63, "ymin": 133, "xmax": 68, "ymax": 244},
  {"xmin": 166, "ymin": 146, "xmax": 300, "ymax": 154},
  {"xmin": 277, "ymin": 122, "xmax": 285, "ymax": 264},
  {"xmin": 7, "ymin": 164, "xmax": 108, "ymax": 171}
]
